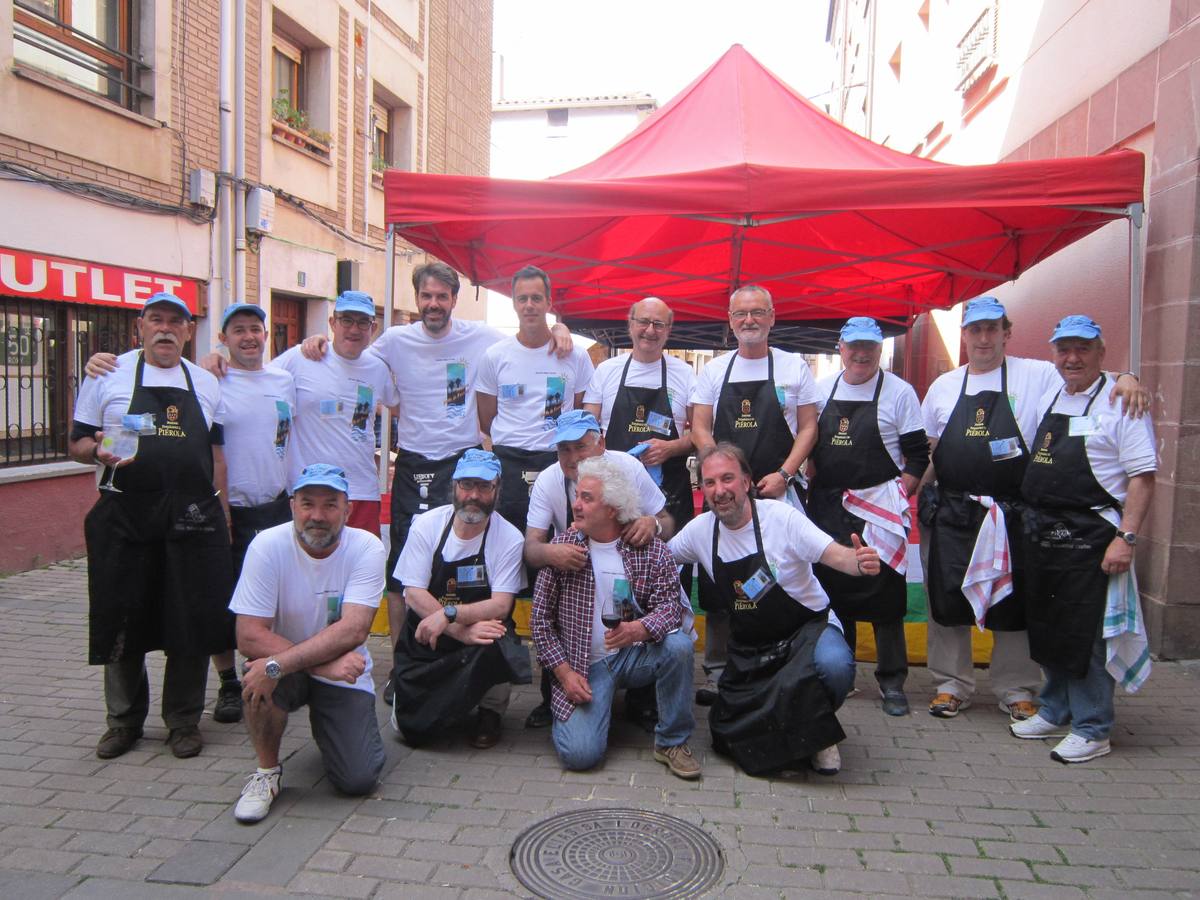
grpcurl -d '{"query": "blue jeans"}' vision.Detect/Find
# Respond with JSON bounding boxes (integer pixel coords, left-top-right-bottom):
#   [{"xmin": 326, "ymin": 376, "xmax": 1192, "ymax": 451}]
[
  {"xmin": 1037, "ymin": 633, "xmax": 1115, "ymax": 741},
  {"xmin": 552, "ymin": 631, "xmax": 695, "ymax": 771},
  {"xmin": 814, "ymin": 623, "xmax": 857, "ymax": 712}
]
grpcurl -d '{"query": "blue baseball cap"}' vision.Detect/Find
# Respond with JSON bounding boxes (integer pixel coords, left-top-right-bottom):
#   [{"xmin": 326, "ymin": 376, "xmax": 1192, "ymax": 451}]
[
  {"xmin": 292, "ymin": 463, "xmax": 349, "ymax": 495},
  {"xmin": 840, "ymin": 316, "xmax": 884, "ymax": 343},
  {"xmin": 454, "ymin": 449, "xmax": 501, "ymax": 481},
  {"xmin": 1050, "ymin": 314, "xmax": 1103, "ymax": 342},
  {"xmin": 142, "ymin": 292, "xmax": 193, "ymax": 320},
  {"xmin": 334, "ymin": 291, "xmax": 376, "ymax": 317},
  {"xmin": 961, "ymin": 296, "xmax": 1007, "ymax": 326},
  {"xmin": 554, "ymin": 409, "xmax": 601, "ymax": 444},
  {"xmin": 220, "ymin": 302, "xmax": 266, "ymax": 331}
]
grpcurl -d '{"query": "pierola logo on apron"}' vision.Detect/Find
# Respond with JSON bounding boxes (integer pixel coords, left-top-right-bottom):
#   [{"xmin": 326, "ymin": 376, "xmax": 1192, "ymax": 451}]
[
  {"xmin": 1031, "ymin": 430, "xmax": 1054, "ymax": 465},
  {"xmin": 735, "ymin": 397, "xmax": 757, "ymax": 429},
  {"xmin": 831, "ymin": 416, "xmax": 853, "ymax": 447},
  {"xmin": 158, "ymin": 404, "xmax": 186, "ymax": 438},
  {"xmin": 441, "ymin": 578, "xmax": 458, "ymax": 605},
  {"xmin": 965, "ymin": 406, "xmax": 990, "ymax": 437}
]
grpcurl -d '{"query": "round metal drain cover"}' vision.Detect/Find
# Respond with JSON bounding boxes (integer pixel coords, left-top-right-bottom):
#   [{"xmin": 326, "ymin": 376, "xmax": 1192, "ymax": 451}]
[{"xmin": 510, "ymin": 807, "xmax": 724, "ymax": 899}]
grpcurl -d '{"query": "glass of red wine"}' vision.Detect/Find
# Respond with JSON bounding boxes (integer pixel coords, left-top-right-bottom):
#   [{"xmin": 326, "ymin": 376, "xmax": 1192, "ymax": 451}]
[{"xmin": 601, "ymin": 594, "xmax": 622, "ymax": 630}]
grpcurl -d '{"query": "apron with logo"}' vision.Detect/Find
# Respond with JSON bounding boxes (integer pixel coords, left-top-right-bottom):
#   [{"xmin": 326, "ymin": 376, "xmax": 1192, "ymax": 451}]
[
  {"xmin": 808, "ymin": 371, "xmax": 906, "ymax": 623},
  {"xmin": 85, "ymin": 353, "xmax": 234, "ymax": 663},
  {"xmin": 707, "ymin": 500, "xmax": 845, "ymax": 775},
  {"xmin": 927, "ymin": 361, "xmax": 1028, "ymax": 631},
  {"xmin": 229, "ymin": 491, "xmax": 291, "ymax": 578},
  {"xmin": 391, "ymin": 514, "xmax": 532, "ymax": 739},
  {"xmin": 1021, "ymin": 376, "xmax": 1118, "ymax": 677}
]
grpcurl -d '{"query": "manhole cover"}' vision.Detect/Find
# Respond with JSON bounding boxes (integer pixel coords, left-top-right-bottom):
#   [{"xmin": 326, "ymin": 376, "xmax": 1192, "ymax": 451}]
[{"xmin": 510, "ymin": 807, "xmax": 724, "ymax": 899}]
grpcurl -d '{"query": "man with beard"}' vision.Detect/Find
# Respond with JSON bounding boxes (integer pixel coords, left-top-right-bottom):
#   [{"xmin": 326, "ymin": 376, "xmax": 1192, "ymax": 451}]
[
  {"xmin": 390, "ymin": 450, "xmax": 531, "ymax": 748},
  {"xmin": 230, "ymin": 464, "xmax": 387, "ymax": 824},
  {"xmin": 70, "ymin": 293, "xmax": 233, "ymax": 760},
  {"xmin": 669, "ymin": 444, "xmax": 875, "ymax": 777}
]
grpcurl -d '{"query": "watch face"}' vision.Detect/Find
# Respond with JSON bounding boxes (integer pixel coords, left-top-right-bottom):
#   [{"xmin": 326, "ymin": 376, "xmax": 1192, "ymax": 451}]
[
  {"xmin": 444, "ymin": 604, "xmax": 457, "ymax": 622},
  {"xmin": 265, "ymin": 660, "xmax": 281, "ymax": 679}
]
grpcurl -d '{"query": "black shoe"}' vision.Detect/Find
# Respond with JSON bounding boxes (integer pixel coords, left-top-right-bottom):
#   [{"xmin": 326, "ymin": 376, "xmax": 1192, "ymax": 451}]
[
  {"xmin": 166, "ymin": 725, "xmax": 203, "ymax": 759},
  {"xmin": 96, "ymin": 726, "xmax": 143, "ymax": 759},
  {"xmin": 880, "ymin": 690, "xmax": 910, "ymax": 717},
  {"xmin": 470, "ymin": 709, "xmax": 502, "ymax": 749},
  {"xmin": 695, "ymin": 688, "xmax": 718, "ymax": 707},
  {"xmin": 524, "ymin": 702, "xmax": 552, "ymax": 729},
  {"xmin": 213, "ymin": 682, "xmax": 243, "ymax": 723},
  {"xmin": 383, "ymin": 673, "xmax": 395, "ymax": 706},
  {"xmin": 625, "ymin": 699, "xmax": 659, "ymax": 733}
]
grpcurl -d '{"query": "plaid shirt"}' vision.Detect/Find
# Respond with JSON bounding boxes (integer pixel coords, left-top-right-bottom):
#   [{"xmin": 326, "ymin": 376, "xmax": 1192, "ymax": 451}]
[{"xmin": 531, "ymin": 529, "xmax": 682, "ymax": 721}]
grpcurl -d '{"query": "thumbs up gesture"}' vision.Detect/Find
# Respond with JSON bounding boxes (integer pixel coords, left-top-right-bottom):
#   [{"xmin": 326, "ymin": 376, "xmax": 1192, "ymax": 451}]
[{"xmin": 851, "ymin": 533, "xmax": 880, "ymax": 576}]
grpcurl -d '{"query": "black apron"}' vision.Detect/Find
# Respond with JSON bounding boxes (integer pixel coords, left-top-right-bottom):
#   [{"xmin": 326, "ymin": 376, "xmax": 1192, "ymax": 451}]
[
  {"xmin": 493, "ymin": 444, "xmax": 556, "ymax": 535},
  {"xmin": 391, "ymin": 514, "xmax": 532, "ymax": 740},
  {"xmin": 604, "ymin": 356, "xmax": 695, "ymax": 531},
  {"xmin": 85, "ymin": 354, "xmax": 234, "ymax": 664},
  {"xmin": 713, "ymin": 350, "xmax": 793, "ymax": 483},
  {"xmin": 387, "ymin": 446, "xmax": 478, "ymax": 589},
  {"xmin": 1021, "ymin": 376, "xmax": 1118, "ymax": 677},
  {"xmin": 707, "ymin": 500, "xmax": 845, "ymax": 775},
  {"xmin": 927, "ymin": 361, "xmax": 1029, "ymax": 631},
  {"xmin": 808, "ymin": 372, "xmax": 906, "ymax": 623},
  {"xmin": 229, "ymin": 491, "xmax": 290, "ymax": 579}
]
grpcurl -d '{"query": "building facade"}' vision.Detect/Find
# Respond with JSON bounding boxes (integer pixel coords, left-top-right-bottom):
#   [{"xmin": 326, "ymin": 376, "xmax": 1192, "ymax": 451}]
[
  {"xmin": 0, "ymin": 0, "xmax": 493, "ymax": 573},
  {"xmin": 826, "ymin": 0, "xmax": 1200, "ymax": 656}
]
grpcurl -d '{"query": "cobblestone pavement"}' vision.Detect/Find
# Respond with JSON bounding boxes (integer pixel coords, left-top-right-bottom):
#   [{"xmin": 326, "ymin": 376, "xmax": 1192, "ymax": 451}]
[{"xmin": 1, "ymin": 560, "xmax": 1198, "ymax": 899}]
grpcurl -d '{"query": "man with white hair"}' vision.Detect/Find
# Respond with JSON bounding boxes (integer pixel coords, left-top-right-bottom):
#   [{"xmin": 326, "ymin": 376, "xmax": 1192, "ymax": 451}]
[{"xmin": 530, "ymin": 455, "xmax": 699, "ymax": 779}]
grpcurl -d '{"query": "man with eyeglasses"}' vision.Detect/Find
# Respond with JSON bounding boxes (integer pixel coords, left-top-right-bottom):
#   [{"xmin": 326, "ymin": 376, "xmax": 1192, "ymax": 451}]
[{"xmin": 690, "ymin": 285, "xmax": 820, "ymax": 704}]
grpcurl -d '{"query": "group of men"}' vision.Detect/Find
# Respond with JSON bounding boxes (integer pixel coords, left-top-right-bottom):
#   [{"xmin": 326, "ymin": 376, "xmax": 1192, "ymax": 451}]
[{"xmin": 71, "ymin": 261, "xmax": 1155, "ymax": 827}]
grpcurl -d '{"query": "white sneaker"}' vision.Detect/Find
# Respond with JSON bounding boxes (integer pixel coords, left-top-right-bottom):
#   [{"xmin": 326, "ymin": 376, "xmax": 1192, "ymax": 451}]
[
  {"xmin": 811, "ymin": 743, "xmax": 841, "ymax": 775},
  {"xmin": 1051, "ymin": 733, "xmax": 1111, "ymax": 764},
  {"xmin": 235, "ymin": 767, "xmax": 281, "ymax": 823},
  {"xmin": 1009, "ymin": 713, "xmax": 1069, "ymax": 740}
]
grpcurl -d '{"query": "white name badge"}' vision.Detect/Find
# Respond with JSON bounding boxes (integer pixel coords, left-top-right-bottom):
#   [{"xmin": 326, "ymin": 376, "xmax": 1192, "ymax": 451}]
[
  {"xmin": 645, "ymin": 411, "xmax": 673, "ymax": 435},
  {"xmin": 989, "ymin": 437, "xmax": 1022, "ymax": 461},
  {"xmin": 499, "ymin": 383, "xmax": 526, "ymax": 400},
  {"xmin": 741, "ymin": 564, "xmax": 777, "ymax": 602},
  {"xmin": 1069, "ymin": 416, "xmax": 1100, "ymax": 437},
  {"xmin": 456, "ymin": 564, "xmax": 487, "ymax": 588}
]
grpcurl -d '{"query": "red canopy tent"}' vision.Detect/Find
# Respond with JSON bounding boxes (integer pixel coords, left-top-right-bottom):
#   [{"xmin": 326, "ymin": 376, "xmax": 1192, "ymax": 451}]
[{"xmin": 382, "ymin": 44, "xmax": 1144, "ymax": 352}]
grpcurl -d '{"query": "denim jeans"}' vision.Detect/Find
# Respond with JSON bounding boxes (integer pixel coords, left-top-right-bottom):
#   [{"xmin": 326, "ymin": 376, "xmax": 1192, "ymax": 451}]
[
  {"xmin": 1037, "ymin": 632, "xmax": 1115, "ymax": 741},
  {"xmin": 814, "ymin": 623, "xmax": 857, "ymax": 712},
  {"xmin": 552, "ymin": 630, "xmax": 695, "ymax": 771}
]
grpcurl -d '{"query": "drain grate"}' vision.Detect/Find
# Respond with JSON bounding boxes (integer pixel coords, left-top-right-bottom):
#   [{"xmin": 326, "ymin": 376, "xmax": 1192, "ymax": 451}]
[{"xmin": 510, "ymin": 807, "xmax": 724, "ymax": 899}]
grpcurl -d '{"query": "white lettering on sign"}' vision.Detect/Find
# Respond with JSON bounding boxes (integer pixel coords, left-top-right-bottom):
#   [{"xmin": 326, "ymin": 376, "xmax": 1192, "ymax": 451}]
[
  {"xmin": 0, "ymin": 255, "xmax": 47, "ymax": 292},
  {"xmin": 0, "ymin": 247, "xmax": 201, "ymax": 313}
]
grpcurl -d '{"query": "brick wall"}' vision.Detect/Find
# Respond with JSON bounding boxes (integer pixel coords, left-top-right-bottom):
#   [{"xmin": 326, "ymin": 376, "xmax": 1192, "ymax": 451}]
[{"xmin": 426, "ymin": 0, "xmax": 491, "ymax": 176}]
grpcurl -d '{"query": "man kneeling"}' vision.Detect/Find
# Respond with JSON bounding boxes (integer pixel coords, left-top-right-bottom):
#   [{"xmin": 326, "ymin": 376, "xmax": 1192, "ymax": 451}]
[
  {"xmin": 531, "ymin": 456, "xmax": 699, "ymax": 778},
  {"xmin": 391, "ymin": 449, "xmax": 531, "ymax": 748},
  {"xmin": 230, "ymin": 464, "xmax": 387, "ymax": 823}
]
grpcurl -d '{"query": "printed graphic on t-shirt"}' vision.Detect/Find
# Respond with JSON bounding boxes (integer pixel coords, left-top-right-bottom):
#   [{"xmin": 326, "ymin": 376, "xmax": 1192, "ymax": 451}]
[
  {"xmin": 544, "ymin": 375, "xmax": 566, "ymax": 429},
  {"xmin": 775, "ymin": 385, "xmax": 786, "ymax": 409},
  {"xmin": 274, "ymin": 400, "xmax": 291, "ymax": 458},
  {"xmin": 446, "ymin": 362, "xmax": 466, "ymax": 418},
  {"xmin": 325, "ymin": 592, "xmax": 343, "ymax": 626},
  {"xmin": 350, "ymin": 385, "xmax": 373, "ymax": 442}
]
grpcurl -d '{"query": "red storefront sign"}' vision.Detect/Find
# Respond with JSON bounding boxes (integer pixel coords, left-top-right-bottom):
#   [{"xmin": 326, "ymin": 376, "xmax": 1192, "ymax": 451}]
[{"xmin": 0, "ymin": 247, "xmax": 204, "ymax": 314}]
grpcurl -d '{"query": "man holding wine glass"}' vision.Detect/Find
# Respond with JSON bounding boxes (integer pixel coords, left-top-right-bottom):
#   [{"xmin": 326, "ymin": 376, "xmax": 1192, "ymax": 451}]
[{"xmin": 529, "ymin": 455, "xmax": 700, "ymax": 779}]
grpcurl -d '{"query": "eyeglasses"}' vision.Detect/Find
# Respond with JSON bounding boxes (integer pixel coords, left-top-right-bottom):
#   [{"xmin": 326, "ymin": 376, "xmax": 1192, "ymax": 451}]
[
  {"xmin": 335, "ymin": 315, "xmax": 374, "ymax": 331},
  {"xmin": 630, "ymin": 316, "xmax": 670, "ymax": 331},
  {"xmin": 729, "ymin": 308, "xmax": 772, "ymax": 321}
]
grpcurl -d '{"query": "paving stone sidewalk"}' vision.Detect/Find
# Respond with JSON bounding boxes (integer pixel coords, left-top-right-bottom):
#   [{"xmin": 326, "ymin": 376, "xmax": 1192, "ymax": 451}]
[{"xmin": 1, "ymin": 560, "xmax": 1198, "ymax": 899}]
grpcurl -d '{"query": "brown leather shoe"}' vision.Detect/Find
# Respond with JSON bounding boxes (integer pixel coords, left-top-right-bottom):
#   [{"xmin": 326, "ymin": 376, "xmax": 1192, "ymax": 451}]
[
  {"xmin": 166, "ymin": 725, "xmax": 203, "ymax": 759},
  {"xmin": 928, "ymin": 692, "xmax": 971, "ymax": 718},
  {"xmin": 654, "ymin": 742, "xmax": 702, "ymax": 779},
  {"xmin": 470, "ymin": 709, "xmax": 502, "ymax": 749},
  {"xmin": 96, "ymin": 726, "xmax": 143, "ymax": 759},
  {"xmin": 1004, "ymin": 699, "xmax": 1040, "ymax": 722}
]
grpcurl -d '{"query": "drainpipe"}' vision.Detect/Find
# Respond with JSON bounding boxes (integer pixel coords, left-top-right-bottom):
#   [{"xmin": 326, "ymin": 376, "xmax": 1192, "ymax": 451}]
[
  {"xmin": 214, "ymin": 0, "xmax": 233, "ymax": 344},
  {"xmin": 234, "ymin": 0, "xmax": 247, "ymax": 303},
  {"xmin": 1128, "ymin": 202, "xmax": 1144, "ymax": 373}
]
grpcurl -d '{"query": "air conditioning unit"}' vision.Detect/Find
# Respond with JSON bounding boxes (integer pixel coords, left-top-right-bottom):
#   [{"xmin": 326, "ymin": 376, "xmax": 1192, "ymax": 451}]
[{"xmin": 246, "ymin": 187, "xmax": 276, "ymax": 234}]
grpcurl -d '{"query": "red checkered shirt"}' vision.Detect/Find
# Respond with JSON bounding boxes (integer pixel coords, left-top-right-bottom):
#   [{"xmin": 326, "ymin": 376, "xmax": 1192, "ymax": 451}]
[{"xmin": 531, "ymin": 529, "xmax": 683, "ymax": 721}]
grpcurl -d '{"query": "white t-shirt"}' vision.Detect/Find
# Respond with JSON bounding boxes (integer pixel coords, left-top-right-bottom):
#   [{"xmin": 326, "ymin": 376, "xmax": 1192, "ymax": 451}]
[
  {"xmin": 921, "ymin": 356, "xmax": 1061, "ymax": 447},
  {"xmin": 272, "ymin": 346, "xmax": 400, "ymax": 501},
  {"xmin": 526, "ymin": 449, "xmax": 667, "ymax": 534},
  {"xmin": 369, "ymin": 319, "xmax": 504, "ymax": 460},
  {"xmin": 691, "ymin": 348, "xmax": 819, "ymax": 436},
  {"xmin": 218, "ymin": 367, "xmax": 297, "ymax": 507},
  {"xmin": 814, "ymin": 370, "xmax": 925, "ymax": 470},
  {"xmin": 583, "ymin": 353, "xmax": 695, "ymax": 438},
  {"xmin": 475, "ymin": 337, "xmax": 595, "ymax": 450},
  {"xmin": 1031, "ymin": 376, "xmax": 1158, "ymax": 515},
  {"xmin": 229, "ymin": 523, "xmax": 386, "ymax": 694},
  {"xmin": 74, "ymin": 350, "xmax": 223, "ymax": 436},
  {"xmin": 669, "ymin": 499, "xmax": 835, "ymax": 615},
  {"xmin": 587, "ymin": 538, "xmax": 629, "ymax": 664},
  {"xmin": 395, "ymin": 505, "xmax": 526, "ymax": 595}
]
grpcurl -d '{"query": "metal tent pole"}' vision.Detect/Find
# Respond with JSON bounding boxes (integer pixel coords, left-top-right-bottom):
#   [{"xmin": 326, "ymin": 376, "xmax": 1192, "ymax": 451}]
[
  {"xmin": 1128, "ymin": 202, "xmax": 1145, "ymax": 373},
  {"xmin": 378, "ymin": 224, "xmax": 396, "ymax": 495}
]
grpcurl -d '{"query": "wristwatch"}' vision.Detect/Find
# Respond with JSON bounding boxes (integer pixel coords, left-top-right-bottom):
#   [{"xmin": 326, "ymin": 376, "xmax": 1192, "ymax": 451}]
[
  {"xmin": 1116, "ymin": 530, "xmax": 1137, "ymax": 546},
  {"xmin": 264, "ymin": 659, "xmax": 282, "ymax": 680},
  {"xmin": 777, "ymin": 468, "xmax": 792, "ymax": 483},
  {"xmin": 443, "ymin": 604, "xmax": 458, "ymax": 623}
]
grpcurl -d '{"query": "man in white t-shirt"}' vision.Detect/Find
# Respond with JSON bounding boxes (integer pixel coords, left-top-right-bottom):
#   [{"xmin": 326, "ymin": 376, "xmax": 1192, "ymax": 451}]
[
  {"xmin": 669, "ymin": 444, "xmax": 875, "ymax": 777},
  {"xmin": 476, "ymin": 265, "xmax": 595, "ymax": 545},
  {"xmin": 272, "ymin": 291, "xmax": 400, "ymax": 535},
  {"xmin": 690, "ymin": 284, "xmax": 820, "ymax": 705},
  {"xmin": 522, "ymin": 409, "xmax": 674, "ymax": 729},
  {"xmin": 920, "ymin": 296, "xmax": 1147, "ymax": 722},
  {"xmin": 391, "ymin": 450, "xmax": 531, "ymax": 749},
  {"xmin": 530, "ymin": 455, "xmax": 700, "ymax": 779},
  {"xmin": 1011, "ymin": 315, "xmax": 1156, "ymax": 763},
  {"xmin": 70, "ymin": 293, "xmax": 234, "ymax": 762},
  {"xmin": 229, "ymin": 464, "xmax": 387, "ymax": 824}
]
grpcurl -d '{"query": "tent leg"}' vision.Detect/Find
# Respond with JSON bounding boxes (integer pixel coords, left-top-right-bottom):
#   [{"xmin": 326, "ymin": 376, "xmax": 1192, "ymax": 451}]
[
  {"xmin": 379, "ymin": 225, "xmax": 396, "ymax": 496},
  {"xmin": 1128, "ymin": 203, "xmax": 1144, "ymax": 374}
]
